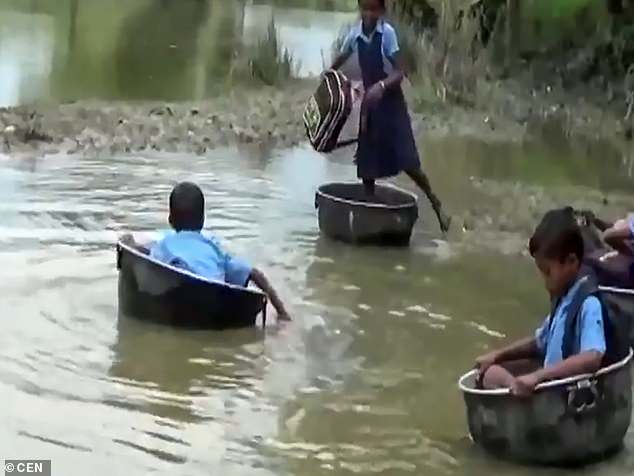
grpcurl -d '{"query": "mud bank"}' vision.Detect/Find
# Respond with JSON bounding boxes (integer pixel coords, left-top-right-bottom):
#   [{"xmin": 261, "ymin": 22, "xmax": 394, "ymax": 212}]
[
  {"xmin": 448, "ymin": 177, "xmax": 633, "ymax": 257},
  {"xmin": 0, "ymin": 80, "xmax": 532, "ymax": 158},
  {"xmin": 0, "ymin": 85, "xmax": 308, "ymax": 157},
  {"xmin": 0, "ymin": 76, "xmax": 627, "ymax": 159}
]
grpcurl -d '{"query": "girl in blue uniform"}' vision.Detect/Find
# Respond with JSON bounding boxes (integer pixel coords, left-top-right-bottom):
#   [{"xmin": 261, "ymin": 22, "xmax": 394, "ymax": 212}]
[{"xmin": 330, "ymin": 0, "xmax": 451, "ymax": 233}]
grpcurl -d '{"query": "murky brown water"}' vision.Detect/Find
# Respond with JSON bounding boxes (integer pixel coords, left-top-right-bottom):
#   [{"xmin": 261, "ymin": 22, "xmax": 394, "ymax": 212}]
[
  {"xmin": 0, "ymin": 143, "xmax": 632, "ymax": 475},
  {"xmin": 1, "ymin": 0, "xmax": 634, "ymax": 475}
]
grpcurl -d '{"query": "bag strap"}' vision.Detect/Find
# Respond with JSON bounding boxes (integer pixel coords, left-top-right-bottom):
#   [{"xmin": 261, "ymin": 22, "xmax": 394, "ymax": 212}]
[{"xmin": 562, "ymin": 274, "xmax": 599, "ymax": 359}]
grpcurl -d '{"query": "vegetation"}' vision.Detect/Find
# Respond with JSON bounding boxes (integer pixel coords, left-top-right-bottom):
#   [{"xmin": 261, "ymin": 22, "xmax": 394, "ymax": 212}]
[
  {"xmin": 257, "ymin": 0, "xmax": 357, "ymax": 11},
  {"xmin": 371, "ymin": 0, "xmax": 634, "ymax": 128},
  {"xmin": 234, "ymin": 18, "xmax": 297, "ymax": 86}
]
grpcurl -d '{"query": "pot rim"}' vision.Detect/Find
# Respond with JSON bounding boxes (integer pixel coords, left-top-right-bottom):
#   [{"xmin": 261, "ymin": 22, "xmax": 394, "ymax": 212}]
[
  {"xmin": 316, "ymin": 181, "xmax": 418, "ymax": 210},
  {"xmin": 118, "ymin": 237, "xmax": 266, "ymax": 299},
  {"xmin": 458, "ymin": 348, "xmax": 633, "ymax": 396},
  {"xmin": 598, "ymin": 286, "xmax": 634, "ymax": 296}
]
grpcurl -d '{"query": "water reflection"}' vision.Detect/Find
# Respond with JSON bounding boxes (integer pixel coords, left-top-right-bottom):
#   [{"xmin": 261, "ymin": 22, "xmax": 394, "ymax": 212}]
[
  {"xmin": 423, "ymin": 135, "xmax": 634, "ymax": 195},
  {"xmin": 0, "ymin": 10, "xmax": 55, "ymax": 106},
  {"xmin": 0, "ymin": 0, "xmax": 355, "ymax": 106},
  {"xmin": 108, "ymin": 313, "xmax": 265, "ymax": 423},
  {"xmin": 243, "ymin": 4, "xmax": 355, "ymax": 77},
  {"xmin": 0, "ymin": 142, "xmax": 633, "ymax": 475},
  {"xmin": 281, "ymin": 237, "xmax": 549, "ymax": 476}
]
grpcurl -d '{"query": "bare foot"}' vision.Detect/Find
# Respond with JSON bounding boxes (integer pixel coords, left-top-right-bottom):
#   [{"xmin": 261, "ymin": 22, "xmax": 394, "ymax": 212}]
[
  {"xmin": 277, "ymin": 311, "xmax": 292, "ymax": 321},
  {"xmin": 437, "ymin": 210, "xmax": 452, "ymax": 235}
]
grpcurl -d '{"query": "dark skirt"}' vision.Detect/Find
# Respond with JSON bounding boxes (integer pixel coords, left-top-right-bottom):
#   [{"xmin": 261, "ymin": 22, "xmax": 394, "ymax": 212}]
[{"xmin": 356, "ymin": 87, "xmax": 421, "ymax": 180}]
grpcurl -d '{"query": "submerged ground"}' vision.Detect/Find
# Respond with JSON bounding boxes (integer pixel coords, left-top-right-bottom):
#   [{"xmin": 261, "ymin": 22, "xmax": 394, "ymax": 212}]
[{"xmin": 0, "ymin": 1, "xmax": 633, "ymax": 476}]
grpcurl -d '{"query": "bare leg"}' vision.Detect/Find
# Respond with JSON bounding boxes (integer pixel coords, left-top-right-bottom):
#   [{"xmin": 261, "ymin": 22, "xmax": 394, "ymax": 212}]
[
  {"xmin": 482, "ymin": 365, "xmax": 516, "ymax": 389},
  {"xmin": 481, "ymin": 359, "xmax": 541, "ymax": 389},
  {"xmin": 405, "ymin": 168, "xmax": 451, "ymax": 233},
  {"xmin": 363, "ymin": 179, "xmax": 375, "ymax": 196}
]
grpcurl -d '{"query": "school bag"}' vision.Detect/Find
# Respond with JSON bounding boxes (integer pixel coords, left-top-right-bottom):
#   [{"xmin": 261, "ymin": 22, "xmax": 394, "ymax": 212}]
[
  {"xmin": 583, "ymin": 250, "xmax": 634, "ymax": 289},
  {"xmin": 303, "ymin": 70, "xmax": 355, "ymax": 153},
  {"xmin": 560, "ymin": 274, "xmax": 631, "ymax": 367},
  {"xmin": 574, "ymin": 208, "xmax": 634, "ymax": 289}
]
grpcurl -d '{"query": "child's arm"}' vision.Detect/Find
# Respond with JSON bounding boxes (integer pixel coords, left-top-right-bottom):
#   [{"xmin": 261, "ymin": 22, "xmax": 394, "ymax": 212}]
[
  {"xmin": 512, "ymin": 296, "xmax": 606, "ymax": 396},
  {"xmin": 382, "ymin": 52, "xmax": 406, "ymax": 89},
  {"xmin": 363, "ymin": 52, "xmax": 405, "ymax": 108},
  {"xmin": 511, "ymin": 351, "xmax": 603, "ymax": 397},
  {"xmin": 478, "ymin": 312, "xmax": 551, "ymax": 371},
  {"xmin": 330, "ymin": 50, "xmax": 352, "ymax": 71},
  {"xmin": 363, "ymin": 25, "xmax": 405, "ymax": 107},
  {"xmin": 527, "ymin": 351, "xmax": 603, "ymax": 384},
  {"xmin": 250, "ymin": 268, "xmax": 291, "ymax": 321},
  {"xmin": 475, "ymin": 337, "xmax": 539, "ymax": 373},
  {"xmin": 329, "ymin": 28, "xmax": 355, "ymax": 71}
]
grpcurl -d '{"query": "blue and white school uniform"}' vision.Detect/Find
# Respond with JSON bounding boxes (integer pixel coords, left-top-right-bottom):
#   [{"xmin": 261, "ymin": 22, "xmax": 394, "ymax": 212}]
[
  {"xmin": 535, "ymin": 277, "xmax": 606, "ymax": 367},
  {"xmin": 341, "ymin": 19, "xmax": 420, "ymax": 180},
  {"xmin": 150, "ymin": 231, "xmax": 252, "ymax": 286}
]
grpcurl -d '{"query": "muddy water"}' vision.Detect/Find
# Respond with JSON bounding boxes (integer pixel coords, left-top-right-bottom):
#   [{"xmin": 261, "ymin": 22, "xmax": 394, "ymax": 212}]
[
  {"xmin": 1, "ymin": 0, "xmax": 634, "ymax": 475},
  {"xmin": 0, "ymin": 142, "xmax": 632, "ymax": 476},
  {"xmin": 0, "ymin": 0, "xmax": 355, "ymax": 107}
]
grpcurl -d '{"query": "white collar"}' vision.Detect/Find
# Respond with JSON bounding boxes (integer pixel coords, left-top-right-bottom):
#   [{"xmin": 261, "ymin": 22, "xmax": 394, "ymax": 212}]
[{"xmin": 352, "ymin": 18, "xmax": 385, "ymax": 43}]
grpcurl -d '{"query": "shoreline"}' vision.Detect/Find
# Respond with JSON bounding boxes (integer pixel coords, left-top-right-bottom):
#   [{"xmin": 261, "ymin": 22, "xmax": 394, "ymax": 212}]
[
  {"xmin": 1, "ymin": 76, "xmax": 627, "ymax": 158},
  {"xmin": 0, "ymin": 80, "xmax": 630, "ymax": 256}
]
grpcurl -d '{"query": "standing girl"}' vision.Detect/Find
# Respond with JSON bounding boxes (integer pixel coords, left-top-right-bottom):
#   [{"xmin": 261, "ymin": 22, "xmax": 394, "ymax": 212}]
[{"xmin": 330, "ymin": 0, "xmax": 451, "ymax": 233}]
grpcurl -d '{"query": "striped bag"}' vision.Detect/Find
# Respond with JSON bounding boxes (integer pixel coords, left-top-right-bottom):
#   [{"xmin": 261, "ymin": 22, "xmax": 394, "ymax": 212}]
[{"xmin": 303, "ymin": 70, "xmax": 355, "ymax": 153}]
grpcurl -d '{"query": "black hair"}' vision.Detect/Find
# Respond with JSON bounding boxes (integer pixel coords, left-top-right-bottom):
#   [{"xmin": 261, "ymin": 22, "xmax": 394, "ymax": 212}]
[
  {"xmin": 528, "ymin": 207, "xmax": 584, "ymax": 263},
  {"xmin": 358, "ymin": 0, "xmax": 386, "ymax": 8},
  {"xmin": 169, "ymin": 182, "xmax": 205, "ymax": 231}
]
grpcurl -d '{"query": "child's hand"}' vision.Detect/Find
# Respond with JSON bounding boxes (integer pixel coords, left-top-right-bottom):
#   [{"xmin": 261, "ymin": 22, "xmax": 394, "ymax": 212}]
[
  {"xmin": 363, "ymin": 83, "xmax": 385, "ymax": 109},
  {"xmin": 119, "ymin": 233, "xmax": 135, "ymax": 244},
  {"xmin": 510, "ymin": 373, "xmax": 540, "ymax": 397},
  {"xmin": 475, "ymin": 351, "xmax": 499, "ymax": 375}
]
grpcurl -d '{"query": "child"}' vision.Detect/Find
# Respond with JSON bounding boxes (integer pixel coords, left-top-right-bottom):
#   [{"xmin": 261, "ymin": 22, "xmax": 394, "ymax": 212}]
[
  {"xmin": 149, "ymin": 182, "xmax": 291, "ymax": 321},
  {"xmin": 475, "ymin": 208, "xmax": 607, "ymax": 396},
  {"xmin": 329, "ymin": 0, "xmax": 451, "ymax": 233}
]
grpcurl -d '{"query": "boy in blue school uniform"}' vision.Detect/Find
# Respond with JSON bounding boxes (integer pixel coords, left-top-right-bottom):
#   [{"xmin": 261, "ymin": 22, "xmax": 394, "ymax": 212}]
[
  {"xmin": 329, "ymin": 0, "xmax": 451, "ymax": 233},
  {"xmin": 150, "ymin": 182, "xmax": 290, "ymax": 321},
  {"xmin": 476, "ymin": 208, "xmax": 607, "ymax": 396}
]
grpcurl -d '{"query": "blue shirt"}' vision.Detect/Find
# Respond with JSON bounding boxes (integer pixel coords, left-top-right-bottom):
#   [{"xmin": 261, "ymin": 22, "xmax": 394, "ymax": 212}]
[
  {"xmin": 150, "ymin": 231, "xmax": 252, "ymax": 286},
  {"xmin": 535, "ymin": 277, "xmax": 606, "ymax": 367},
  {"xmin": 341, "ymin": 19, "xmax": 400, "ymax": 61}
]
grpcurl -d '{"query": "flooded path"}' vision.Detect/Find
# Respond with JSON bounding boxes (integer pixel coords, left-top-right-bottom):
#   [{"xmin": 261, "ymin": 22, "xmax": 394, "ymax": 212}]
[
  {"xmin": 1, "ymin": 1, "xmax": 634, "ymax": 475},
  {"xmin": 0, "ymin": 144, "xmax": 632, "ymax": 475}
]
